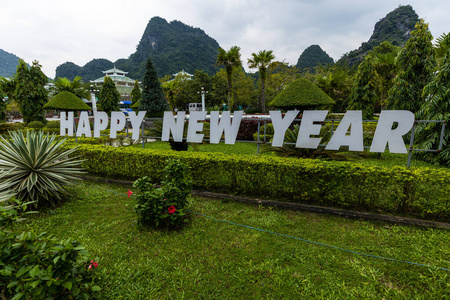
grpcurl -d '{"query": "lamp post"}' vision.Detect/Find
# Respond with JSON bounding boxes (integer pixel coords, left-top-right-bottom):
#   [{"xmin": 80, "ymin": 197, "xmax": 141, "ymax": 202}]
[
  {"xmin": 198, "ymin": 87, "xmax": 208, "ymax": 112},
  {"xmin": 89, "ymin": 84, "xmax": 99, "ymax": 114}
]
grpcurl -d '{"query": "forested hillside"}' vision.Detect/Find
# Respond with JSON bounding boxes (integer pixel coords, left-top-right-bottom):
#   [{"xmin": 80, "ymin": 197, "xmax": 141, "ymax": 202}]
[
  {"xmin": 55, "ymin": 17, "xmax": 220, "ymax": 81},
  {"xmin": 296, "ymin": 45, "xmax": 334, "ymax": 71},
  {"xmin": 0, "ymin": 49, "xmax": 24, "ymax": 77},
  {"xmin": 338, "ymin": 5, "xmax": 419, "ymax": 67}
]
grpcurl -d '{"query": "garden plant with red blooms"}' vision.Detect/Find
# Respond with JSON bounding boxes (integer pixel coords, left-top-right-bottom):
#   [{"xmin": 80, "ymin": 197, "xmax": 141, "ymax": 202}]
[{"xmin": 133, "ymin": 159, "xmax": 192, "ymax": 229}]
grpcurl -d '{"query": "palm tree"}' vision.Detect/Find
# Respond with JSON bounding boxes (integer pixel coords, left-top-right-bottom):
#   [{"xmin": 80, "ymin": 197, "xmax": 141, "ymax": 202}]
[
  {"xmin": 54, "ymin": 76, "xmax": 90, "ymax": 99},
  {"xmin": 248, "ymin": 50, "xmax": 275, "ymax": 113},
  {"xmin": 215, "ymin": 46, "xmax": 242, "ymax": 110}
]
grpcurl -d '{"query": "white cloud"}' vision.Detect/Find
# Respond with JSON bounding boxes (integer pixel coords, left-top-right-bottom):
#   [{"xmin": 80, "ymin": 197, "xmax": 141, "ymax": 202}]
[{"xmin": 0, "ymin": 0, "xmax": 448, "ymax": 77}]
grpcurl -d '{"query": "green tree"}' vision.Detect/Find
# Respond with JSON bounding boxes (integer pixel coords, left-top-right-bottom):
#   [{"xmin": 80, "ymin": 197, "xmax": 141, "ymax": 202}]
[
  {"xmin": 415, "ymin": 47, "xmax": 450, "ymax": 166},
  {"xmin": 131, "ymin": 80, "xmax": 142, "ymax": 107},
  {"xmin": 347, "ymin": 56, "xmax": 379, "ymax": 119},
  {"xmin": 0, "ymin": 87, "xmax": 6, "ymax": 122},
  {"xmin": 310, "ymin": 64, "xmax": 353, "ymax": 112},
  {"xmin": 54, "ymin": 76, "xmax": 90, "ymax": 99},
  {"xmin": 263, "ymin": 61, "xmax": 299, "ymax": 111},
  {"xmin": 14, "ymin": 60, "xmax": 48, "ymax": 123},
  {"xmin": 98, "ymin": 76, "xmax": 120, "ymax": 115},
  {"xmin": 215, "ymin": 46, "xmax": 242, "ymax": 110},
  {"xmin": 248, "ymin": 50, "xmax": 275, "ymax": 113},
  {"xmin": 140, "ymin": 58, "xmax": 169, "ymax": 117},
  {"xmin": 387, "ymin": 19, "xmax": 436, "ymax": 112}
]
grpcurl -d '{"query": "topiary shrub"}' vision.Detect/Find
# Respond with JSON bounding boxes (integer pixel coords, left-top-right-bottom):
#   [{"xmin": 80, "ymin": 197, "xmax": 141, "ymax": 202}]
[
  {"xmin": 27, "ymin": 120, "xmax": 46, "ymax": 129},
  {"xmin": 133, "ymin": 159, "xmax": 192, "ymax": 229}
]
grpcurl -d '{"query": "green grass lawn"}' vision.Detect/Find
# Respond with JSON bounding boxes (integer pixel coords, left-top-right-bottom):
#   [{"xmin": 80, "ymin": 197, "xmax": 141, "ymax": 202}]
[{"xmin": 18, "ymin": 180, "xmax": 450, "ymax": 299}]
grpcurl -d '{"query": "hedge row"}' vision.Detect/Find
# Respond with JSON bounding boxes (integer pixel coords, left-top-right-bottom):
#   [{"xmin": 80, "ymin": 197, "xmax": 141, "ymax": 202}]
[{"xmin": 64, "ymin": 144, "xmax": 450, "ymax": 221}]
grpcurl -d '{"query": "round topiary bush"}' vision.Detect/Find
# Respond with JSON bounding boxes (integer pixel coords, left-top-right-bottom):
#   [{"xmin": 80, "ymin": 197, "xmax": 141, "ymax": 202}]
[{"xmin": 27, "ymin": 121, "xmax": 46, "ymax": 129}]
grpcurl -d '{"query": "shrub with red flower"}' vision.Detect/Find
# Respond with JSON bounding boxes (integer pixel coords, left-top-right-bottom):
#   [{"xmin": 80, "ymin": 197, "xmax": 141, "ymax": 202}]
[
  {"xmin": 133, "ymin": 159, "xmax": 192, "ymax": 229},
  {"xmin": 88, "ymin": 260, "xmax": 99, "ymax": 269},
  {"xmin": 168, "ymin": 205, "xmax": 176, "ymax": 214}
]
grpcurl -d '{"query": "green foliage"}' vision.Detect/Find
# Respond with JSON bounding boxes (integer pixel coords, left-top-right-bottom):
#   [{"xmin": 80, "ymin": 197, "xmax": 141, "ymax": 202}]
[
  {"xmin": 26, "ymin": 120, "xmax": 46, "ymax": 129},
  {"xmin": 0, "ymin": 130, "xmax": 84, "ymax": 208},
  {"xmin": 215, "ymin": 46, "xmax": 242, "ymax": 109},
  {"xmin": 269, "ymin": 78, "xmax": 335, "ymax": 109},
  {"xmin": 14, "ymin": 60, "xmax": 48, "ymax": 123},
  {"xmin": 98, "ymin": 76, "xmax": 120, "ymax": 115},
  {"xmin": 0, "ymin": 202, "xmax": 100, "ymax": 299},
  {"xmin": 140, "ymin": 58, "xmax": 169, "ymax": 117},
  {"xmin": 44, "ymin": 91, "xmax": 90, "ymax": 111},
  {"xmin": 387, "ymin": 19, "xmax": 436, "ymax": 112},
  {"xmin": 63, "ymin": 144, "xmax": 450, "ymax": 221},
  {"xmin": 53, "ymin": 76, "xmax": 90, "ymax": 99},
  {"xmin": 296, "ymin": 45, "xmax": 334, "ymax": 71},
  {"xmin": 248, "ymin": 50, "xmax": 275, "ymax": 113},
  {"xmin": 415, "ymin": 49, "xmax": 450, "ymax": 166},
  {"xmin": 130, "ymin": 80, "xmax": 141, "ymax": 108},
  {"xmin": 0, "ymin": 122, "xmax": 24, "ymax": 134},
  {"xmin": 347, "ymin": 57, "xmax": 379, "ymax": 119},
  {"xmin": 0, "ymin": 88, "xmax": 6, "ymax": 122},
  {"xmin": 133, "ymin": 159, "xmax": 192, "ymax": 229}
]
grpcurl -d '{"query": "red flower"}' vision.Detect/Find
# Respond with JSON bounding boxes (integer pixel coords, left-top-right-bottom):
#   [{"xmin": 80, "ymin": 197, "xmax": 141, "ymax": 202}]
[
  {"xmin": 168, "ymin": 205, "xmax": 176, "ymax": 214},
  {"xmin": 128, "ymin": 189, "xmax": 133, "ymax": 198},
  {"xmin": 88, "ymin": 260, "xmax": 99, "ymax": 269}
]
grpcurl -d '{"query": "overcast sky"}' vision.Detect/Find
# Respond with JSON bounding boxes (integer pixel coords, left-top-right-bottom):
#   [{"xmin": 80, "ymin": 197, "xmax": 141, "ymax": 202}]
[{"xmin": 0, "ymin": 0, "xmax": 448, "ymax": 78}]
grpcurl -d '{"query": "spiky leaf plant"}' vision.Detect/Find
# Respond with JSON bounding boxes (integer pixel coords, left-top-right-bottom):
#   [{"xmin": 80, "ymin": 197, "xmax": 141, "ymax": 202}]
[{"xmin": 0, "ymin": 130, "xmax": 84, "ymax": 208}]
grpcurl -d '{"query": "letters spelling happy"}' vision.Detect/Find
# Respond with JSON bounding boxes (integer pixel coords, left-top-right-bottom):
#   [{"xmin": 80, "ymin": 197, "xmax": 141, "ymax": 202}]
[{"xmin": 60, "ymin": 110, "xmax": 415, "ymax": 154}]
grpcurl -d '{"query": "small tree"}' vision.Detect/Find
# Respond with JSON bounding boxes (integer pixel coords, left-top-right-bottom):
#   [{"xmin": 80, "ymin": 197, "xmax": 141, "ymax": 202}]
[
  {"xmin": 387, "ymin": 19, "xmax": 436, "ymax": 113},
  {"xmin": 14, "ymin": 60, "xmax": 48, "ymax": 123},
  {"xmin": 268, "ymin": 78, "xmax": 335, "ymax": 110},
  {"xmin": 54, "ymin": 76, "xmax": 90, "ymax": 99},
  {"xmin": 130, "ymin": 80, "xmax": 141, "ymax": 108},
  {"xmin": 140, "ymin": 58, "xmax": 169, "ymax": 117},
  {"xmin": 0, "ymin": 88, "xmax": 6, "ymax": 122},
  {"xmin": 98, "ymin": 76, "xmax": 120, "ymax": 115}
]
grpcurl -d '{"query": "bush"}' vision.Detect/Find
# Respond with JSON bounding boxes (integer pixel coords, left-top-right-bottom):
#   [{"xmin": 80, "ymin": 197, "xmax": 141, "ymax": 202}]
[
  {"xmin": 0, "ymin": 201, "xmax": 100, "ymax": 299},
  {"xmin": 133, "ymin": 159, "xmax": 192, "ymax": 229},
  {"xmin": 0, "ymin": 130, "xmax": 84, "ymax": 208},
  {"xmin": 0, "ymin": 123, "xmax": 25, "ymax": 135},
  {"xmin": 45, "ymin": 120, "xmax": 60, "ymax": 129},
  {"xmin": 27, "ymin": 121, "xmax": 46, "ymax": 129},
  {"xmin": 63, "ymin": 144, "xmax": 450, "ymax": 221}
]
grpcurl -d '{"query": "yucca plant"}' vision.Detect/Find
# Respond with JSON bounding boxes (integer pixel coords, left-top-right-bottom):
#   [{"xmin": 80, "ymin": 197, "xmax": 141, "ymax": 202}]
[{"xmin": 0, "ymin": 130, "xmax": 84, "ymax": 208}]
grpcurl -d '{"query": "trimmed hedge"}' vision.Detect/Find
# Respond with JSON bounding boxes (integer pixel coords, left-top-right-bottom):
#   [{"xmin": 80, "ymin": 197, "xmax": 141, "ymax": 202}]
[{"xmin": 63, "ymin": 144, "xmax": 450, "ymax": 221}]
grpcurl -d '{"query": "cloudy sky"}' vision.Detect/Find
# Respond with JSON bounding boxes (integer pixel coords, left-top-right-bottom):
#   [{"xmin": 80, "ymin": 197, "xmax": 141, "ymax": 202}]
[{"xmin": 0, "ymin": 0, "xmax": 448, "ymax": 78}]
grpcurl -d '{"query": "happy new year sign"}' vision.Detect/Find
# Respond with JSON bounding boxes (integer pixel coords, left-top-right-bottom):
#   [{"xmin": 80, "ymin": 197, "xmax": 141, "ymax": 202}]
[{"xmin": 60, "ymin": 110, "xmax": 415, "ymax": 154}]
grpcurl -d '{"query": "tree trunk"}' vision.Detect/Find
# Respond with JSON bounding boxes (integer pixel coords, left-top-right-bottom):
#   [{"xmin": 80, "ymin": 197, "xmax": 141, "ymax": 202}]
[{"xmin": 261, "ymin": 78, "xmax": 266, "ymax": 113}]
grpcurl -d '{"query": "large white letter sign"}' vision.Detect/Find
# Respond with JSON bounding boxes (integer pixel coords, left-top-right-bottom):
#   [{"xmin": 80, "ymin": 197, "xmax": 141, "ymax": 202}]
[
  {"xmin": 187, "ymin": 111, "xmax": 207, "ymax": 143},
  {"xmin": 370, "ymin": 110, "xmax": 415, "ymax": 153},
  {"xmin": 76, "ymin": 111, "xmax": 92, "ymax": 137},
  {"xmin": 93, "ymin": 111, "xmax": 109, "ymax": 138},
  {"xmin": 296, "ymin": 110, "xmax": 328, "ymax": 149},
  {"xmin": 162, "ymin": 111, "xmax": 185, "ymax": 142},
  {"xmin": 270, "ymin": 110, "xmax": 298, "ymax": 147},
  {"xmin": 128, "ymin": 111, "xmax": 146, "ymax": 140},
  {"xmin": 209, "ymin": 111, "xmax": 244, "ymax": 144},
  {"xmin": 60, "ymin": 111, "xmax": 74, "ymax": 137},
  {"xmin": 326, "ymin": 110, "xmax": 363, "ymax": 151},
  {"xmin": 110, "ymin": 112, "xmax": 126, "ymax": 138}
]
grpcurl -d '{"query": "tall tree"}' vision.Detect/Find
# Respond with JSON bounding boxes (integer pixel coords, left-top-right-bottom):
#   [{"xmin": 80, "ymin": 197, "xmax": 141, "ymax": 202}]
[
  {"xmin": 347, "ymin": 57, "xmax": 379, "ymax": 119},
  {"xmin": 54, "ymin": 76, "xmax": 90, "ymax": 99},
  {"xmin": 130, "ymin": 80, "xmax": 142, "ymax": 107},
  {"xmin": 215, "ymin": 46, "xmax": 242, "ymax": 110},
  {"xmin": 387, "ymin": 19, "xmax": 436, "ymax": 113},
  {"xmin": 98, "ymin": 76, "xmax": 120, "ymax": 115},
  {"xmin": 415, "ymin": 46, "xmax": 450, "ymax": 166},
  {"xmin": 248, "ymin": 50, "xmax": 275, "ymax": 113},
  {"xmin": 14, "ymin": 60, "xmax": 48, "ymax": 123},
  {"xmin": 140, "ymin": 58, "xmax": 169, "ymax": 117}
]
